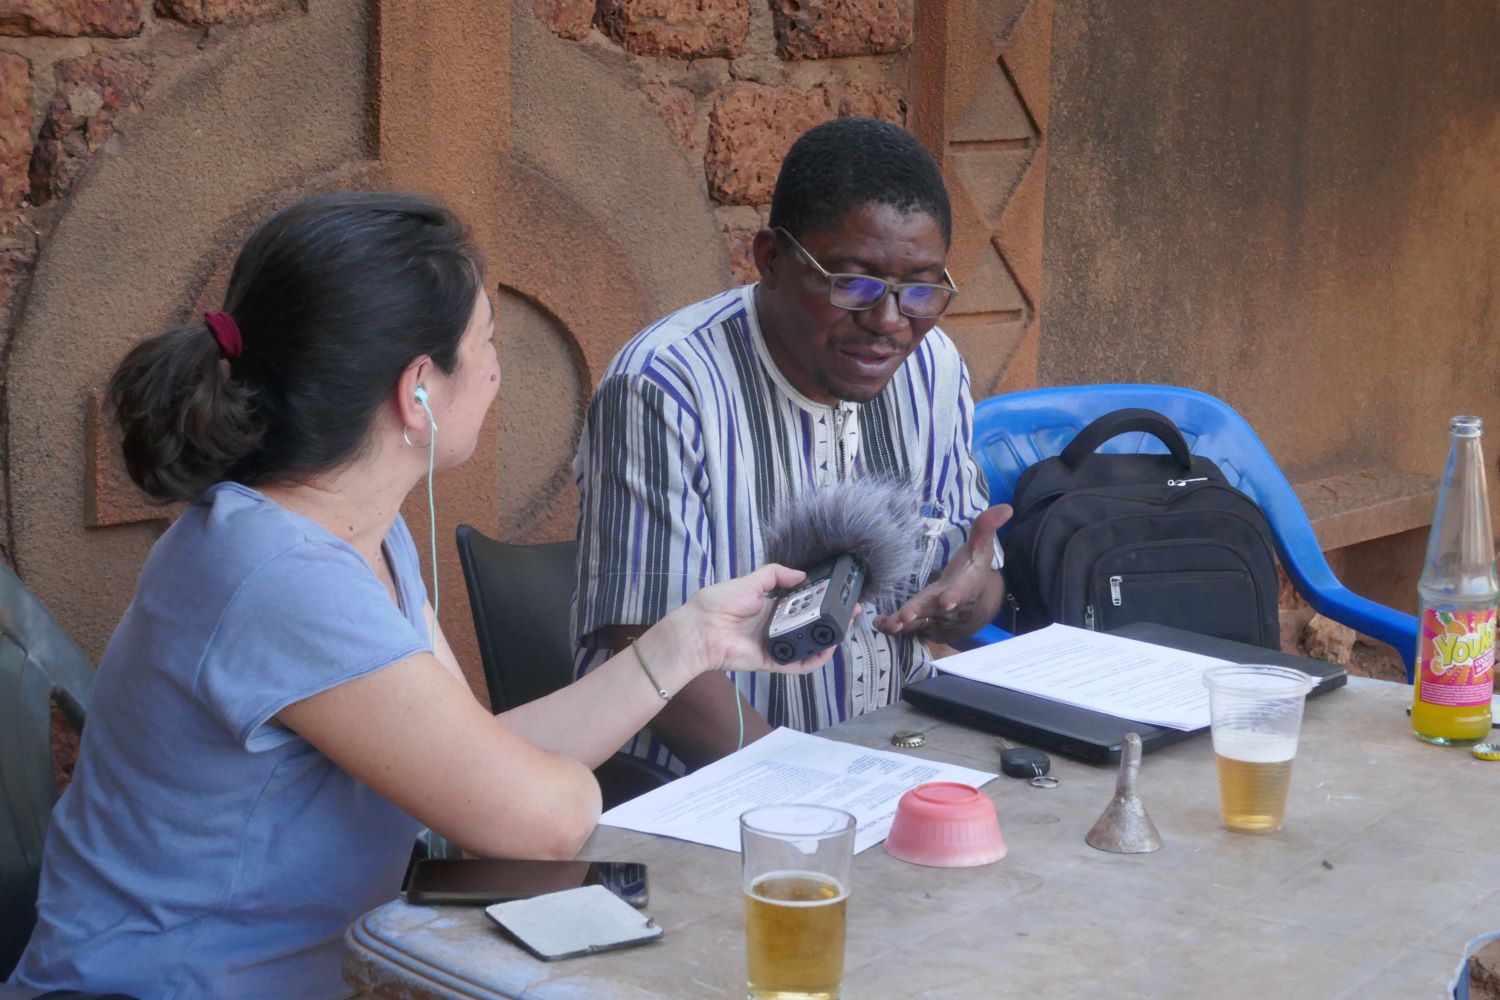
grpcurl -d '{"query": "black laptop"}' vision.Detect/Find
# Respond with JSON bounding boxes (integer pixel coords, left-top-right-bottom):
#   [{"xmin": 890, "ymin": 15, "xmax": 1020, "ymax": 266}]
[{"xmin": 902, "ymin": 622, "xmax": 1347, "ymax": 764}]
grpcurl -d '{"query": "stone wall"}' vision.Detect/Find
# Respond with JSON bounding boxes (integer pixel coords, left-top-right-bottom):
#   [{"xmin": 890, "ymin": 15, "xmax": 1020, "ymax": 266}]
[
  {"xmin": 1043, "ymin": 0, "xmax": 1500, "ymax": 649},
  {"xmin": 0, "ymin": 1, "xmax": 312, "ymax": 568},
  {"xmin": 530, "ymin": 0, "xmax": 914, "ymax": 286},
  {"xmin": 8, "ymin": 0, "xmax": 1475, "ymax": 700},
  {"xmin": 0, "ymin": 1, "xmax": 1049, "ymax": 699}
]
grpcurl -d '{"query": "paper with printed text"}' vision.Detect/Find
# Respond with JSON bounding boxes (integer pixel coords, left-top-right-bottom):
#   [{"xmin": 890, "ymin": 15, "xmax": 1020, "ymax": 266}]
[
  {"xmin": 599, "ymin": 727, "xmax": 996, "ymax": 854},
  {"xmin": 934, "ymin": 623, "xmax": 1228, "ymax": 730}
]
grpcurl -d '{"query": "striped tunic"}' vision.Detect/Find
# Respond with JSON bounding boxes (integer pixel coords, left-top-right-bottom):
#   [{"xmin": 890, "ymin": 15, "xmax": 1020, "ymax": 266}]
[{"xmin": 571, "ymin": 285, "xmax": 989, "ymax": 769}]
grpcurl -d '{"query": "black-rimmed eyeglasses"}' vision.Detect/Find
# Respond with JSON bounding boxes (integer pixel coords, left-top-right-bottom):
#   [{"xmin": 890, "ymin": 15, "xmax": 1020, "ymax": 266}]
[{"xmin": 777, "ymin": 227, "xmax": 959, "ymax": 320}]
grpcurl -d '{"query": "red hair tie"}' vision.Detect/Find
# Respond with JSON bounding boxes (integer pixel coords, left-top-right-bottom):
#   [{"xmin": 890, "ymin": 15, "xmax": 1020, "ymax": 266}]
[{"xmin": 204, "ymin": 311, "xmax": 243, "ymax": 361}]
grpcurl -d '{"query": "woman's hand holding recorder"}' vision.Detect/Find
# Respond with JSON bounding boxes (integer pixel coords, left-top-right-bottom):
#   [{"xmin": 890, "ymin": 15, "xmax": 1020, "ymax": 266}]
[{"xmin": 642, "ymin": 563, "xmax": 842, "ymax": 693}]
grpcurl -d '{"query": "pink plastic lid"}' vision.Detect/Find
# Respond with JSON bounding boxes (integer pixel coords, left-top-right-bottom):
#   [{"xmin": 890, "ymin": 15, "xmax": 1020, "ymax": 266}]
[{"xmin": 883, "ymin": 782, "xmax": 1006, "ymax": 868}]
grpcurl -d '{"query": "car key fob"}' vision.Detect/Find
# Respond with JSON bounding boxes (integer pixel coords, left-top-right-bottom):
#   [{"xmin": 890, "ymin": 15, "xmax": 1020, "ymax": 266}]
[{"xmin": 1000, "ymin": 747, "xmax": 1051, "ymax": 780}]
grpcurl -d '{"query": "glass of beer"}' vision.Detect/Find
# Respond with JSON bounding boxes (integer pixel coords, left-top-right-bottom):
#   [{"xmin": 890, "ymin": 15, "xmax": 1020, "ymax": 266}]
[
  {"xmin": 740, "ymin": 804, "xmax": 855, "ymax": 1000},
  {"xmin": 1203, "ymin": 665, "xmax": 1317, "ymax": 833}
]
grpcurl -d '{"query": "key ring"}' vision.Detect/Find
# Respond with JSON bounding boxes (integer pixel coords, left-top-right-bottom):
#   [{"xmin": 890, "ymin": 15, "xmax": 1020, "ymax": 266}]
[{"xmin": 1028, "ymin": 765, "xmax": 1059, "ymax": 789}]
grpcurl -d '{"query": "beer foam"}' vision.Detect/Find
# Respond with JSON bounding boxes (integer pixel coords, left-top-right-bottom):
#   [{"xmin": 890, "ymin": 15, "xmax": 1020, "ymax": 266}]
[
  {"xmin": 748, "ymin": 870, "xmax": 849, "ymax": 907},
  {"xmin": 1213, "ymin": 730, "xmax": 1298, "ymax": 764}
]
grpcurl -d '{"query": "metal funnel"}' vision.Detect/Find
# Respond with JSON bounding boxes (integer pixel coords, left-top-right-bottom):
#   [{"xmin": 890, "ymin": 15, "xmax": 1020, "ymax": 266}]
[{"xmin": 1085, "ymin": 732, "xmax": 1164, "ymax": 854}]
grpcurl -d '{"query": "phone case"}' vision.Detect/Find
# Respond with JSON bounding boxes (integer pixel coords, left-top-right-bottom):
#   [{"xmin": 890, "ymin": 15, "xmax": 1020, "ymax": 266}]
[{"xmin": 486, "ymin": 885, "xmax": 663, "ymax": 961}]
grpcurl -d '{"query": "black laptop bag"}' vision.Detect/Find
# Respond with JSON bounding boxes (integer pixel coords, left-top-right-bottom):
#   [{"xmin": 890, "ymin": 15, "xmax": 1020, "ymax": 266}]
[{"xmin": 1001, "ymin": 408, "xmax": 1281, "ymax": 648}]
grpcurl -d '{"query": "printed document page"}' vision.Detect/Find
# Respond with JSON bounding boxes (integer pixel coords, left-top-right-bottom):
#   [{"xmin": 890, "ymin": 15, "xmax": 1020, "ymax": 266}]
[
  {"xmin": 599, "ymin": 727, "xmax": 997, "ymax": 854},
  {"xmin": 935, "ymin": 624, "xmax": 1227, "ymax": 730}
]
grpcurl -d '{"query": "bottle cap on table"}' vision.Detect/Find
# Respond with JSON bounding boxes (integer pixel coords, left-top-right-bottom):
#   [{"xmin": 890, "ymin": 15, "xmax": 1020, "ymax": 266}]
[{"xmin": 1471, "ymin": 743, "xmax": 1500, "ymax": 761}]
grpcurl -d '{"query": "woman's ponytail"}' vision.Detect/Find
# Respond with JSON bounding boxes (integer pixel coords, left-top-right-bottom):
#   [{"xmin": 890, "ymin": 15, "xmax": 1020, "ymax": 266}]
[
  {"xmin": 108, "ymin": 318, "xmax": 263, "ymax": 503},
  {"xmin": 107, "ymin": 192, "xmax": 480, "ymax": 502}
]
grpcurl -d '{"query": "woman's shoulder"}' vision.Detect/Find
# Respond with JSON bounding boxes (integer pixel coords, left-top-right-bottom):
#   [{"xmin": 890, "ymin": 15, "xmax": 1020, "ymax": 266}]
[
  {"xmin": 133, "ymin": 484, "xmax": 424, "ymax": 657},
  {"xmin": 146, "ymin": 484, "xmax": 361, "ymax": 598},
  {"xmin": 194, "ymin": 480, "xmax": 344, "ymax": 544}
]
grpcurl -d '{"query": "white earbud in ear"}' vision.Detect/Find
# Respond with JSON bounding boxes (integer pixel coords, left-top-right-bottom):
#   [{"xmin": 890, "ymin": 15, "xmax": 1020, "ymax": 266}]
[{"xmin": 414, "ymin": 384, "xmax": 436, "ymax": 430}]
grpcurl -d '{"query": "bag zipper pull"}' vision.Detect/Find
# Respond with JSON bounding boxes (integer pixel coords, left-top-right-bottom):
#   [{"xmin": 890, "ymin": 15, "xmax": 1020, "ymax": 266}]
[
  {"xmin": 1085, "ymin": 604, "xmax": 1096, "ymax": 630},
  {"xmin": 1109, "ymin": 575, "xmax": 1123, "ymax": 606},
  {"xmin": 1006, "ymin": 591, "xmax": 1020, "ymax": 632},
  {"xmin": 1166, "ymin": 477, "xmax": 1209, "ymax": 486}
]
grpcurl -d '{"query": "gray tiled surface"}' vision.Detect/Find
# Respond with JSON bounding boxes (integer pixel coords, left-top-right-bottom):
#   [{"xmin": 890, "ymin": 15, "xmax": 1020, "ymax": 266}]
[{"xmin": 345, "ymin": 678, "xmax": 1491, "ymax": 999}]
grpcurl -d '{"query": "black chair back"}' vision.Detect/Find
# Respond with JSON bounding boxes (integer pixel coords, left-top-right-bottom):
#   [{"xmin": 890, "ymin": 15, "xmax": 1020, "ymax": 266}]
[
  {"xmin": 454, "ymin": 528, "xmax": 578, "ymax": 713},
  {"xmin": 454, "ymin": 526, "xmax": 675, "ymax": 808},
  {"xmin": 0, "ymin": 562, "xmax": 95, "ymax": 979}
]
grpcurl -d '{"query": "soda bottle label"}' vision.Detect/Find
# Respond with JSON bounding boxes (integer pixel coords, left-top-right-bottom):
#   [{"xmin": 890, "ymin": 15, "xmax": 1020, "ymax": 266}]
[{"xmin": 1416, "ymin": 607, "xmax": 1496, "ymax": 707}]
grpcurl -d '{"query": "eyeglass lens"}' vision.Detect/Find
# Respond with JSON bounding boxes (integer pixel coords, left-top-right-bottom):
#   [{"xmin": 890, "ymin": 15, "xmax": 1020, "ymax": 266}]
[{"xmin": 828, "ymin": 274, "xmax": 952, "ymax": 318}]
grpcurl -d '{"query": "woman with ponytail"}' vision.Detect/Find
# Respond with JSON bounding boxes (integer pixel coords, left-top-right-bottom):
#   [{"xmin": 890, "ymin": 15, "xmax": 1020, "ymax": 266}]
[{"xmin": 8, "ymin": 192, "xmax": 830, "ymax": 1000}]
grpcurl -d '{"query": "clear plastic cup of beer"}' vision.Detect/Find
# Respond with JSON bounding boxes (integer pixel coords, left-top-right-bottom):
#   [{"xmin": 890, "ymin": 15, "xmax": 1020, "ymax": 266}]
[
  {"xmin": 1202, "ymin": 665, "xmax": 1317, "ymax": 833},
  {"xmin": 740, "ymin": 804, "xmax": 856, "ymax": 1000}
]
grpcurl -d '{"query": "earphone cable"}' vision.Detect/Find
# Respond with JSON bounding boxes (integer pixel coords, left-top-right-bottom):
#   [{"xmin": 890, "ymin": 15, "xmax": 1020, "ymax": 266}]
[
  {"xmin": 427, "ymin": 421, "xmax": 438, "ymax": 623},
  {"xmin": 732, "ymin": 671, "xmax": 744, "ymax": 751}
]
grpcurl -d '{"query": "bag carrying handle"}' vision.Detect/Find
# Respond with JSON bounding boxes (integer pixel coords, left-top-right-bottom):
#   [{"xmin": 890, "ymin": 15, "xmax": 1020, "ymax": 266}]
[{"xmin": 1059, "ymin": 408, "xmax": 1194, "ymax": 472}]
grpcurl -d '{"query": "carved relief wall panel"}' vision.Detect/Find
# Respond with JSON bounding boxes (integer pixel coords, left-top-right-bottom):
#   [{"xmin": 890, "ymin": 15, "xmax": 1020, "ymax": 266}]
[
  {"xmin": 912, "ymin": 0, "xmax": 1051, "ymax": 399},
  {"xmin": 3, "ymin": 1, "xmax": 373, "ymax": 661}
]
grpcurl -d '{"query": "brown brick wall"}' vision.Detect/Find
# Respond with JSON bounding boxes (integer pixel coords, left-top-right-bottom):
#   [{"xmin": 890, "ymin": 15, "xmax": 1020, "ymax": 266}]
[{"xmin": 530, "ymin": 0, "xmax": 915, "ymax": 284}]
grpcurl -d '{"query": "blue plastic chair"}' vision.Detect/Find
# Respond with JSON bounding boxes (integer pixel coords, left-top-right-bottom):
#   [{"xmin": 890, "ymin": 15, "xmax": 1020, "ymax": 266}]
[{"xmin": 968, "ymin": 384, "xmax": 1419, "ymax": 678}]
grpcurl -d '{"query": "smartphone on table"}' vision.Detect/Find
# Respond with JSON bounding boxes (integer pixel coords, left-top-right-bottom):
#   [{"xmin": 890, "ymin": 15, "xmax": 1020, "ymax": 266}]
[{"xmin": 403, "ymin": 858, "xmax": 649, "ymax": 908}]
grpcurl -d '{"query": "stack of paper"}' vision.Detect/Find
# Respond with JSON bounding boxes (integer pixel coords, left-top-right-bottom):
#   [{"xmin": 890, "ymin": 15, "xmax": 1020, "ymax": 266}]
[
  {"xmin": 934, "ymin": 624, "xmax": 1228, "ymax": 731},
  {"xmin": 599, "ymin": 727, "xmax": 996, "ymax": 854}
]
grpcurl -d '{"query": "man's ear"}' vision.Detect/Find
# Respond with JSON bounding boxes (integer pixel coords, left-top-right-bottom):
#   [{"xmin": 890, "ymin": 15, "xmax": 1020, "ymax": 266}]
[{"xmin": 751, "ymin": 227, "xmax": 781, "ymax": 287}]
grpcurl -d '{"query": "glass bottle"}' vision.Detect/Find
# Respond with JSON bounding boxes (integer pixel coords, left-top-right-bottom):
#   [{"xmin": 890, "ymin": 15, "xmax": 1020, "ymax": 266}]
[{"xmin": 1411, "ymin": 416, "xmax": 1498, "ymax": 745}]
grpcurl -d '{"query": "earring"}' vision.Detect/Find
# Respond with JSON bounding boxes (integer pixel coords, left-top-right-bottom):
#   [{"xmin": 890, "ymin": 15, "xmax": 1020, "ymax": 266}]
[{"xmin": 403, "ymin": 427, "xmax": 435, "ymax": 448}]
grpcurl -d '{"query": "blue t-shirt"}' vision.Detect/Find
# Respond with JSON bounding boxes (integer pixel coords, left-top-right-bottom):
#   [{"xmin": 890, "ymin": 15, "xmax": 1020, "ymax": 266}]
[{"xmin": 11, "ymin": 483, "xmax": 431, "ymax": 999}]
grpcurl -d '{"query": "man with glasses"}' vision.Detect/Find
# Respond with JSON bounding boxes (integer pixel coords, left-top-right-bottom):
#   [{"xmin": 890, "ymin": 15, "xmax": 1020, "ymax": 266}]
[{"xmin": 572, "ymin": 117, "xmax": 1011, "ymax": 770}]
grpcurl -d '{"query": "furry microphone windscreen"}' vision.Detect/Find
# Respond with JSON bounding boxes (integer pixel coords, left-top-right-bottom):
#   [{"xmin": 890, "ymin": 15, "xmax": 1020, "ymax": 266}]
[{"xmin": 761, "ymin": 477, "xmax": 926, "ymax": 612}]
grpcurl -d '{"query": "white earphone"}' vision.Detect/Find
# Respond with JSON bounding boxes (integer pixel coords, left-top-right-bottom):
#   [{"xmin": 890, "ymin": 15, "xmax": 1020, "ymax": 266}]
[
  {"xmin": 414, "ymin": 385, "xmax": 440, "ymax": 623},
  {"xmin": 414, "ymin": 383, "xmax": 460, "ymax": 860},
  {"xmin": 413, "ymin": 384, "xmax": 436, "ymax": 428}
]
